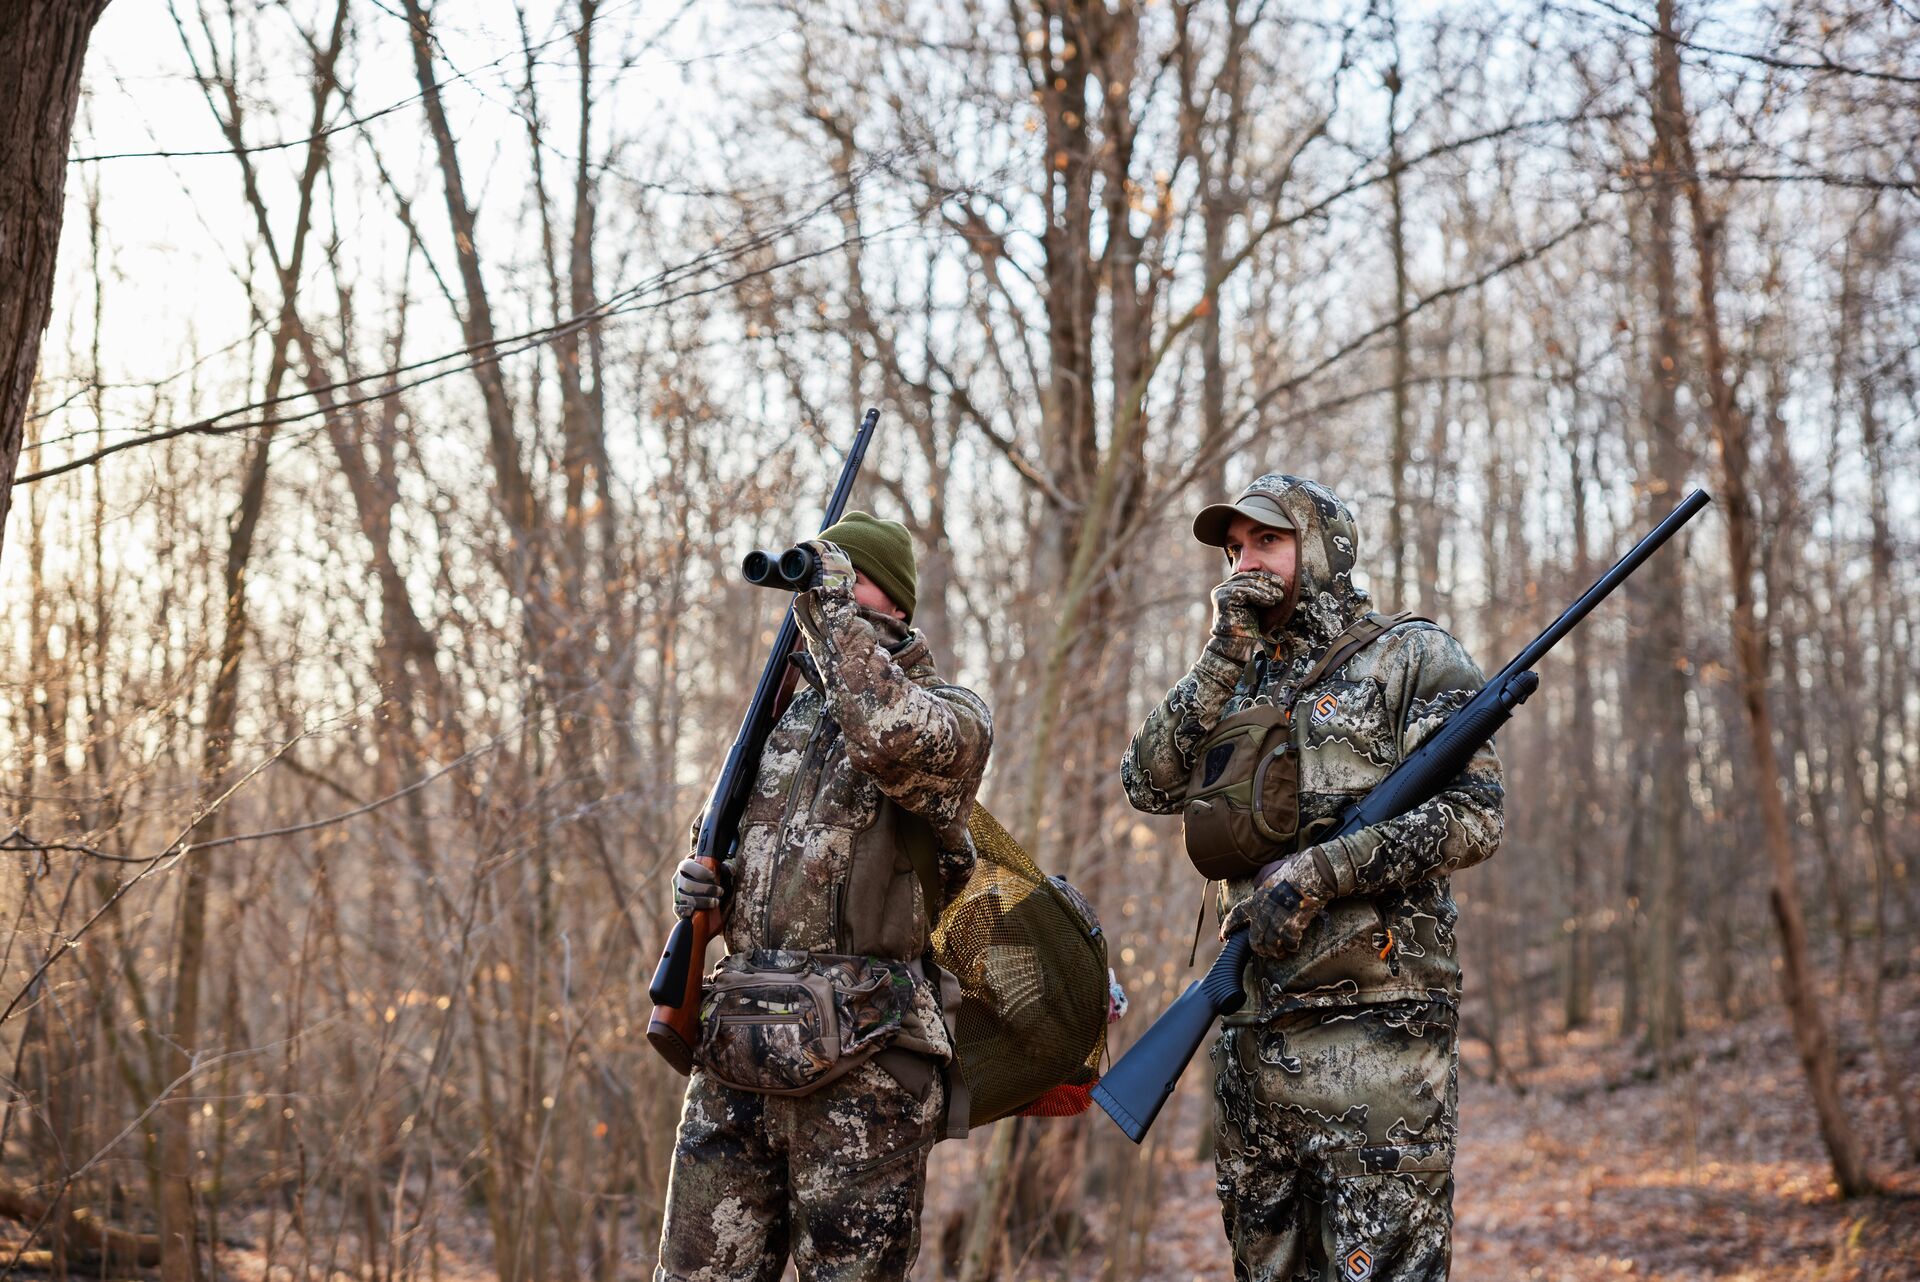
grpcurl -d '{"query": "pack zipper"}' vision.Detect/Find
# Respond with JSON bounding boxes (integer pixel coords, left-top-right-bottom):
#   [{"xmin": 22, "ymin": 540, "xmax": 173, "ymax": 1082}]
[{"xmin": 713, "ymin": 1011, "xmax": 805, "ymax": 1026}]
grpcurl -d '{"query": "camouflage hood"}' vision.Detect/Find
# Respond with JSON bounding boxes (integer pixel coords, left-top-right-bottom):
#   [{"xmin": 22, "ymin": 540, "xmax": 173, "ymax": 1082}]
[{"xmin": 1237, "ymin": 474, "xmax": 1373, "ymax": 652}]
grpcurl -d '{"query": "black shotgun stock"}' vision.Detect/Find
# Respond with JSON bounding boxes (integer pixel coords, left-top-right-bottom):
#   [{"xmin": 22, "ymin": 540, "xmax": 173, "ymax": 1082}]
[
  {"xmin": 1092, "ymin": 488, "xmax": 1713, "ymax": 1141},
  {"xmin": 646, "ymin": 408, "xmax": 880, "ymax": 1073}
]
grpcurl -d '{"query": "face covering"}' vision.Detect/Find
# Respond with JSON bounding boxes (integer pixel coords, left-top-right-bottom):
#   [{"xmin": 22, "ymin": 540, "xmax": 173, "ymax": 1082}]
[{"xmin": 857, "ymin": 605, "xmax": 912, "ymax": 652}]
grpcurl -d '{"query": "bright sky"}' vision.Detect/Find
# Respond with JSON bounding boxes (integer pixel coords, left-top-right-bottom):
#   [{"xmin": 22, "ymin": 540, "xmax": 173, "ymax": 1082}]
[{"xmin": 51, "ymin": 1, "xmax": 747, "ymax": 423}]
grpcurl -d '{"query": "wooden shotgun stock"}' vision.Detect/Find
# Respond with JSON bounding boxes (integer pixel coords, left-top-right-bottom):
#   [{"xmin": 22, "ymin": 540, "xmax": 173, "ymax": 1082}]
[{"xmin": 645, "ymin": 860, "xmax": 722, "ymax": 1076}]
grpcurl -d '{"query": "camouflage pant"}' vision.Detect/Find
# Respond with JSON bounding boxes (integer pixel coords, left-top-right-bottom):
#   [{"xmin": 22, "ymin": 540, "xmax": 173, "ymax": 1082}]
[
  {"xmin": 655, "ymin": 1060, "xmax": 944, "ymax": 1282},
  {"xmin": 1211, "ymin": 1000, "xmax": 1458, "ymax": 1282}
]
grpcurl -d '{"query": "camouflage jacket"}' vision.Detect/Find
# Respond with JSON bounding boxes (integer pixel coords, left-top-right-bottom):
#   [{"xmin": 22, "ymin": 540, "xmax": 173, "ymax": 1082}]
[
  {"xmin": 718, "ymin": 543, "xmax": 992, "ymax": 1058},
  {"xmin": 1120, "ymin": 476, "xmax": 1504, "ymax": 1014}
]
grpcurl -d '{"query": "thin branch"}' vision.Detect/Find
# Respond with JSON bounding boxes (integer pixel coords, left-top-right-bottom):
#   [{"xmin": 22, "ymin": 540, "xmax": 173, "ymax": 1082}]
[
  {"xmin": 1570, "ymin": 0, "xmax": 1920, "ymax": 87},
  {"xmin": 18, "ymin": 202, "xmax": 921, "ymax": 487},
  {"xmin": 0, "ymin": 731, "xmax": 310, "ymax": 1028}
]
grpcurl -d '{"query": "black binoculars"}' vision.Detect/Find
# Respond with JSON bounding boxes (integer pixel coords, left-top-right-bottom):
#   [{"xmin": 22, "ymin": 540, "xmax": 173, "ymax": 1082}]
[{"xmin": 742, "ymin": 545, "xmax": 821, "ymax": 592}]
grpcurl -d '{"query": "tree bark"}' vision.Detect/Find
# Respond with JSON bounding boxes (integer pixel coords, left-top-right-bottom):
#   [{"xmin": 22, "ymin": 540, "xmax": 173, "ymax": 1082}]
[
  {"xmin": 158, "ymin": 12, "xmax": 349, "ymax": 1273},
  {"xmin": 1563, "ymin": 423, "xmax": 1595, "ymax": 1029},
  {"xmin": 1654, "ymin": 0, "xmax": 1875, "ymax": 1196},
  {"xmin": 0, "ymin": 0, "xmax": 113, "ymax": 558},
  {"xmin": 1385, "ymin": 50, "xmax": 1413, "ymax": 611},
  {"xmin": 1639, "ymin": 33, "xmax": 1691, "ymax": 1062}
]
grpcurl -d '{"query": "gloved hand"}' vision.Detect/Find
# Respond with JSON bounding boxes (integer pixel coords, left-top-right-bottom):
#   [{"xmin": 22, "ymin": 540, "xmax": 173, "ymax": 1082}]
[
  {"xmin": 798, "ymin": 539, "xmax": 857, "ymax": 602},
  {"xmin": 672, "ymin": 858, "xmax": 730, "ymax": 919},
  {"xmin": 1220, "ymin": 845, "xmax": 1338, "ymax": 957},
  {"xmin": 1208, "ymin": 570, "xmax": 1290, "ymax": 663}
]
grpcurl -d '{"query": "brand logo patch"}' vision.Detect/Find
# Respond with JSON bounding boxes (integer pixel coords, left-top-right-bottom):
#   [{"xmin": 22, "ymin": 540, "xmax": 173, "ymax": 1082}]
[
  {"xmin": 1343, "ymin": 1246, "xmax": 1374, "ymax": 1280},
  {"xmin": 1312, "ymin": 693, "xmax": 1340, "ymax": 723},
  {"xmin": 1202, "ymin": 743, "xmax": 1236, "ymax": 787}
]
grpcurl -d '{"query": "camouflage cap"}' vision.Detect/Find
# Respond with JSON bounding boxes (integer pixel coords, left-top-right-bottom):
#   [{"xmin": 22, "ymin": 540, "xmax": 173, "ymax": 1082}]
[{"xmin": 1192, "ymin": 488, "xmax": 1298, "ymax": 547}]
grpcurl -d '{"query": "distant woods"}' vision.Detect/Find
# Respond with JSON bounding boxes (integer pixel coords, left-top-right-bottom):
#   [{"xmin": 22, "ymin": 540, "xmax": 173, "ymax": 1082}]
[{"xmin": 1, "ymin": 1, "xmax": 1915, "ymax": 1279}]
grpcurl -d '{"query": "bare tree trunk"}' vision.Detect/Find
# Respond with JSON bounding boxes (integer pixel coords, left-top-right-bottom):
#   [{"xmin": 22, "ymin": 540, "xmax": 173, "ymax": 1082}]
[
  {"xmin": 1655, "ymin": 0, "xmax": 1875, "ymax": 1196},
  {"xmin": 158, "ymin": 13, "xmax": 350, "ymax": 1273},
  {"xmin": 159, "ymin": 423, "xmax": 275, "ymax": 1282},
  {"xmin": 1639, "ymin": 41, "xmax": 1691, "ymax": 1063},
  {"xmin": 400, "ymin": 0, "xmax": 542, "ymax": 576},
  {"xmin": 1857, "ymin": 375, "xmax": 1920, "ymax": 1164},
  {"xmin": 1563, "ymin": 424, "xmax": 1595, "ymax": 1029},
  {"xmin": 1385, "ymin": 40, "xmax": 1413, "ymax": 610},
  {"xmin": 0, "ymin": 0, "xmax": 112, "ymax": 557},
  {"xmin": 1478, "ymin": 407, "xmax": 1507, "ymax": 1082},
  {"xmin": 1178, "ymin": 0, "xmax": 1250, "ymax": 500}
]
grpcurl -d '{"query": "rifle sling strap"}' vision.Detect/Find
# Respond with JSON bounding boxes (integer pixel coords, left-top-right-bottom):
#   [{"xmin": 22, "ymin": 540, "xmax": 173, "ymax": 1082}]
[
  {"xmin": 1287, "ymin": 609, "xmax": 1425, "ymax": 885},
  {"xmin": 900, "ymin": 807, "xmax": 945, "ymax": 923}
]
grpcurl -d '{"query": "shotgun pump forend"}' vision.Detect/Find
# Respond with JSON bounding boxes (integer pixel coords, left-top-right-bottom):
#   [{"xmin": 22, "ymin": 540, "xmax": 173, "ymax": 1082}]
[
  {"xmin": 1090, "ymin": 487, "xmax": 1713, "ymax": 1143},
  {"xmin": 742, "ymin": 545, "xmax": 822, "ymax": 592}
]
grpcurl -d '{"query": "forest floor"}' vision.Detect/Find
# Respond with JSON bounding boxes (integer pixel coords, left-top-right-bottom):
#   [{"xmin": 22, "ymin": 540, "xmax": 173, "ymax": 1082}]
[
  {"xmin": 991, "ymin": 956, "xmax": 1920, "ymax": 1282},
  {"xmin": 8, "ymin": 958, "xmax": 1916, "ymax": 1280}
]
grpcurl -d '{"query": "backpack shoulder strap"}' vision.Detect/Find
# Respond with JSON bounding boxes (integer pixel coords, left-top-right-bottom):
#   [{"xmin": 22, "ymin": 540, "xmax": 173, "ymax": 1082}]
[
  {"xmin": 1286, "ymin": 610, "xmax": 1427, "ymax": 710},
  {"xmin": 899, "ymin": 806, "xmax": 946, "ymax": 922}
]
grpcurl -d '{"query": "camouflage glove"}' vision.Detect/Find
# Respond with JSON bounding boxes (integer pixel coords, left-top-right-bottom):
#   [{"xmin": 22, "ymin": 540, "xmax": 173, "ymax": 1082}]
[
  {"xmin": 671, "ymin": 858, "xmax": 731, "ymax": 919},
  {"xmin": 1208, "ymin": 570, "xmax": 1290, "ymax": 665},
  {"xmin": 1220, "ymin": 846, "xmax": 1338, "ymax": 957},
  {"xmin": 798, "ymin": 539, "xmax": 857, "ymax": 602}
]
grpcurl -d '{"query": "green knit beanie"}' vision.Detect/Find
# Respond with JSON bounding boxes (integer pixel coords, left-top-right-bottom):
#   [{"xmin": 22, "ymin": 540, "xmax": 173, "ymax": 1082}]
[{"xmin": 818, "ymin": 511, "xmax": 917, "ymax": 621}]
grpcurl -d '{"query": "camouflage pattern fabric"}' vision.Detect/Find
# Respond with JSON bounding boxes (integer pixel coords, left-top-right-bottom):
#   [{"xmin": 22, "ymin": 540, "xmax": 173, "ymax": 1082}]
[
  {"xmin": 716, "ymin": 540, "xmax": 991, "ymax": 1050},
  {"xmin": 697, "ymin": 951, "xmax": 917, "ymax": 1095},
  {"xmin": 1211, "ymin": 1001, "xmax": 1457, "ymax": 1282},
  {"xmin": 1120, "ymin": 476, "xmax": 1500, "ymax": 1279},
  {"xmin": 1119, "ymin": 475, "xmax": 1504, "ymax": 1010},
  {"xmin": 659, "ymin": 541, "xmax": 990, "ymax": 1280},
  {"xmin": 655, "ymin": 1062, "xmax": 945, "ymax": 1282},
  {"xmin": 794, "ymin": 540, "xmax": 988, "ymax": 884}
]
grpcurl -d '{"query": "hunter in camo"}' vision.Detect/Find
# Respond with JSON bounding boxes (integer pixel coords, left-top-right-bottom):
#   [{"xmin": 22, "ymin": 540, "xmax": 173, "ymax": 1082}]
[
  {"xmin": 1121, "ymin": 475, "xmax": 1503, "ymax": 1281},
  {"xmin": 656, "ymin": 537, "xmax": 992, "ymax": 1282}
]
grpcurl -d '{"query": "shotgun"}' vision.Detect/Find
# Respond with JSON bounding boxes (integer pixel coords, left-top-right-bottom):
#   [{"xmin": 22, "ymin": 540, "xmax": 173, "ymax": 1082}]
[{"xmin": 646, "ymin": 407, "xmax": 880, "ymax": 1074}]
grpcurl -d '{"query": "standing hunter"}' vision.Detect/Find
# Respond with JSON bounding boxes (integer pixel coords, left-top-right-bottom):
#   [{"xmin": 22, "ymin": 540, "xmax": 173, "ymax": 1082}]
[
  {"xmin": 1120, "ymin": 475, "xmax": 1503, "ymax": 1281},
  {"xmin": 657, "ymin": 513, "xmax": 991, "ymax": 1282}
]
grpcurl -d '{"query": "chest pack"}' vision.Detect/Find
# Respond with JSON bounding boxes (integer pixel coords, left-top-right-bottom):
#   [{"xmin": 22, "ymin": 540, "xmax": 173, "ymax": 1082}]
[
  {"xmin": 697, "ymin": 693, "xmax": 1109, "ymax": 1129},
  {"xmin": 696, "ymin": 799, "xmax": 1112, "ymax": 1130},
  {"xmin": 1182, "ymin": 611, "xmax": 1421, "ymax": 880}
]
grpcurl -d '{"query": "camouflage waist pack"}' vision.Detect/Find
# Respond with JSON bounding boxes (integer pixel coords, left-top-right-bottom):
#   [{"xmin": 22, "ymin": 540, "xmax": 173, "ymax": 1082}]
[{"xmin": 695, "ymin": 950, "xmax": 917, "ymax": 1096}]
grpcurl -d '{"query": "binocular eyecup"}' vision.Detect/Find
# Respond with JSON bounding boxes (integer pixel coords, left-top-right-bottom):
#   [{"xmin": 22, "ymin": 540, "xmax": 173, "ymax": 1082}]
[{"xmin": 742, "ymin": 546, "xmax": 821, "ymax": 592}]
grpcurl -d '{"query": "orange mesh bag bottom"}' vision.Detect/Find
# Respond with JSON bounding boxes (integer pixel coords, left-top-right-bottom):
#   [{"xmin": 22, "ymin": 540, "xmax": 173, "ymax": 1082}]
[{"xmin": 1016, "ymin": 1081, "xmax": 1098, "ymax": 1118}]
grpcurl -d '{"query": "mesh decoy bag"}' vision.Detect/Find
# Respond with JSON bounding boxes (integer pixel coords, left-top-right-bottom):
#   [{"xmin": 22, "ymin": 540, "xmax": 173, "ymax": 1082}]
[{"xmin": 932, "ymin": 806, "xmax": 1111, "ymax": 1127}]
